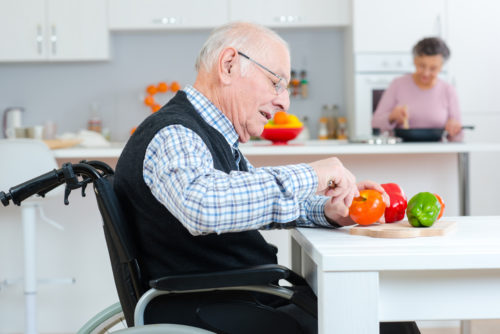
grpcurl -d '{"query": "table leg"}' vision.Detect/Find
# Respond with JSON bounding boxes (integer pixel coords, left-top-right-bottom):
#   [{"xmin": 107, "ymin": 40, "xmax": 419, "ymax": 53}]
[
  {"xmin": 460, "ymin": 320, "xmax": 472, "ymax": 334},
  {"xmin": 458, "ymin": 152, "xmax": 470, "ymax": 216},
  {"xmin": 22, "ymin": 203, "xmax": 38, "ymax": 334},
  {"xmin": 290, "ymin": 234, "xmax": 302, "ymax": 274},
  {"xmin": 319, "ymin": 271, "xmax": 379, "ymax": 334}
]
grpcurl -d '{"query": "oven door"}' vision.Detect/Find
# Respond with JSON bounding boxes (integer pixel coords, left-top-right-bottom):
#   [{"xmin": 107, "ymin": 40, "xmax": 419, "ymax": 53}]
[{"xmin": 352, "ymin": 73, "xmax": 402, "ymax": 138}]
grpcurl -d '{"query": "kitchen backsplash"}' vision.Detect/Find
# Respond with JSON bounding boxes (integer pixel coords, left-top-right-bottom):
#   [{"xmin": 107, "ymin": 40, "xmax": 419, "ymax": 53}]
[{"xmin": 0, "ymin": 28, "xmax": 345, "ymax": 141}]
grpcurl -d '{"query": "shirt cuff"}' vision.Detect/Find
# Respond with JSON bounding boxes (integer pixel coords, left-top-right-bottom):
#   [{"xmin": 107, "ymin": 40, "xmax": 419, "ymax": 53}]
[{"xmin": 305, "ymin": 195, "xmax": 342, "ymax": 228}]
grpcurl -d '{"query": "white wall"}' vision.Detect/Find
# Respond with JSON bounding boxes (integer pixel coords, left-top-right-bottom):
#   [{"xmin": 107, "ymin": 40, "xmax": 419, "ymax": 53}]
[{"xmin": 0, "ymin": 29, "xmax": 345, "ymax": 141}]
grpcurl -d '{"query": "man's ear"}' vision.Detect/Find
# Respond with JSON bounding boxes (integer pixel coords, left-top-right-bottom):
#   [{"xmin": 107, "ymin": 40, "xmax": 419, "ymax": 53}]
[{"xmin": 218, "ymin": 47, "xmax": 239, "ymax": 85}]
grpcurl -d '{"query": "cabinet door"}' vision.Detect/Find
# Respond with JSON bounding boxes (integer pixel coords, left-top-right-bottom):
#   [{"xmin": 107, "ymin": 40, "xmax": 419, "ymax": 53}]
[
  {"xmin": 47, "ymin": 0, "xmax": 109, "ymax": 60},
  {"xmin": 448, "ymin": 0, "xmax": 500, "ymax": 114},
  {"xmin": 230, "ymin": 0, "xmax": 350, "ymax": 27},
  {"xmin": 109, "ymin": 0, "xmax": 229, "ymax": 30},
  {"xmin": 0, "ymin": 0, "xmax": 46, "ymax": 61},
  {"xmin": 353, "ymin": 0, "xmax": 446, "ymax": 53}
]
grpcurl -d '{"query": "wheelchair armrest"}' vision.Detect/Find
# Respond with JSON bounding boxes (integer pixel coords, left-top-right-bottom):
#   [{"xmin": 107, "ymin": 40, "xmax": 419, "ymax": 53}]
[{"xmin": 149, "ymin": 264, "xmax": 306, "ymax": 291}]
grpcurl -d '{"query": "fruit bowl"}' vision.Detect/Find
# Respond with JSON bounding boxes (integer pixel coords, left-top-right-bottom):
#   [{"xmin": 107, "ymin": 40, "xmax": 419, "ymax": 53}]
[{"xmin": 260, "ymin": 127, "xmax": 303, "ymax": 145}]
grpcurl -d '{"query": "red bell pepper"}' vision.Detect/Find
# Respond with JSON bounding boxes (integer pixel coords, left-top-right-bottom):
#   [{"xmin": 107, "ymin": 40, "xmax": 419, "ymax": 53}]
[{"xmin": 381, "ymin": 183, "xmax": 407, "ymax": 223}]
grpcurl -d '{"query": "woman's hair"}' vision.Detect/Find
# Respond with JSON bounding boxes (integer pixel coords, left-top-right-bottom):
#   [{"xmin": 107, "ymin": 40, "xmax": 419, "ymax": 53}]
[
  {"xmin": 412, "ymin": 37, "xmax": 451, "ymax": 61},
  {"xmin": 195, "ymin": 21, "xmax": 289, "ymax": 74}
]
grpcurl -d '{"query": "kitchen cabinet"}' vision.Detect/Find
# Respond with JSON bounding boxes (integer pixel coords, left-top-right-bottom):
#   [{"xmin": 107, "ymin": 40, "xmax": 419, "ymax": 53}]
[
  {"xmin": 230, "ymin": 0, "xmax": 350, "ymax": 27},
  {"xmin": 0, "ymin": 0, "xmax": 108, "ymax": 62},
  {"xmin": 108, "ymin": 0, "xmax": 229, "ymax": 30},
  {"xmin": 448, "ymin": 0, "xmax": 500, "ymax": 114},
  {"xmin": 353, "ymin": 0, "xmax": 446, "ymax": 53}
]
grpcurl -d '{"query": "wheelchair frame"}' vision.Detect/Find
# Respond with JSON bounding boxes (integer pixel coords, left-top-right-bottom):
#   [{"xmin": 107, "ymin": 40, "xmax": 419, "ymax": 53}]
[{"xmin": 1, "ymin": 160, "xmax": 316, "ymax": 334}]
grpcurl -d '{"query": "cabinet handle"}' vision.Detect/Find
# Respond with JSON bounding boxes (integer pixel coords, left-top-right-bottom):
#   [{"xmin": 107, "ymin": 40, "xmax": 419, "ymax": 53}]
[
  {"xmin": 50, "ymin": 25, "xmax": 57, "ymax": 55},
  {"xmin": 435, "ymin": 15, "xmax": 442, "ymax": 37},
  {"xmin": 274, "ymin": 15, "xmax": 302, "ymax": 23},
  {"xmin": 36, "ymin": 24, "xmax": 43, "ymax": 55},
  {"xmin": 366, "ymin": 77, "xmax": 392, "ymax": 85},
  {"xmin": 152, "ymin": 17, "xmax": 182, "ymax": 24}
]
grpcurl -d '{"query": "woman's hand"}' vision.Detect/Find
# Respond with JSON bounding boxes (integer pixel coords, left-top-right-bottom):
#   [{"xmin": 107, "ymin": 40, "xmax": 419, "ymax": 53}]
[
  {"xmin": 324, "ymin": 180, "xmax": 389, "ymax": 226},
  {"xmin": 389, "ymin": 105, "xmax": 409, "ymax": 127},
  {"xmin": 445, "ymin": 118, "xmax": 462, "ymax": 137}
]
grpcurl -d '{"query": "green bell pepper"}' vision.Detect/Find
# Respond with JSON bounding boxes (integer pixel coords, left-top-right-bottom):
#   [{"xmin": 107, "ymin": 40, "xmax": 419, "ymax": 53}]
[{"xmin": 406, "ymin": 192, "xmax": 441, "ymax": 227}]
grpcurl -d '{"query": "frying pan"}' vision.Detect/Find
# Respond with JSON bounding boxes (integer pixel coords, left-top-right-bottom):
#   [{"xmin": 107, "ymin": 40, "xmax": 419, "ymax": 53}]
[{"xmin": 394, "ymin": 126, "xmax": 475, "ymax": 142}]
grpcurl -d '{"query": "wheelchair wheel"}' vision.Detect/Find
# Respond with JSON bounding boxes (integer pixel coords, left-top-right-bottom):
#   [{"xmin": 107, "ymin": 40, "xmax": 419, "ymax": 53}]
[
  {"xmin": 77, "ymin": 302, "xmax": 127, "ymax": 334},
  {"xmin": 77, "ymin": 303, "xmax": 216, "ymax": 334}
]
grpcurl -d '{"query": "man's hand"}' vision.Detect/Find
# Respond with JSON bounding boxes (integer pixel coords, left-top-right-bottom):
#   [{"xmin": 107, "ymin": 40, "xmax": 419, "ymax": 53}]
[
  {"xmin": 309, "ymin": 157, "xmax": 359, "ymax": 213},
  {"xmin": 324, "ymin": 180, "xmax": 389, "ymax": 226}
]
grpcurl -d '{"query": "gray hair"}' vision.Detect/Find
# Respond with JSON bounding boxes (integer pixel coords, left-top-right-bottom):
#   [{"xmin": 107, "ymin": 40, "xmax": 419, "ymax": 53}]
[
  {"xmin": 412, "ymin": 37, "xmax": 451, "ymax": 61},
  {"xmin": 195, "ymin": 21, "xmax": 289, "ymax": 74}
]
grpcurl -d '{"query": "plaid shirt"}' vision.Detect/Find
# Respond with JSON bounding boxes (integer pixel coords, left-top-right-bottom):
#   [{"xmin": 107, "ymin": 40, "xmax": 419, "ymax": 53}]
[{"xmin": 143, "ymin": 85, "xmax": 334, "ymax": 235}]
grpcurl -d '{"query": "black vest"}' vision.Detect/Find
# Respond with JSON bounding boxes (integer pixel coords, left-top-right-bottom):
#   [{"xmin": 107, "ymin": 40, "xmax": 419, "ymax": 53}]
[{"xmin": 114, "ymin": 91, "xmax": 277, "ymax": 281}]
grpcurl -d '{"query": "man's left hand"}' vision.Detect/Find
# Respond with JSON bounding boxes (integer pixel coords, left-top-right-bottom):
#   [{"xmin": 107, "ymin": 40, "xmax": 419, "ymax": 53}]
[{"xmin": 324, "ymin": 180, "xmax": 389, "ymax": 226}]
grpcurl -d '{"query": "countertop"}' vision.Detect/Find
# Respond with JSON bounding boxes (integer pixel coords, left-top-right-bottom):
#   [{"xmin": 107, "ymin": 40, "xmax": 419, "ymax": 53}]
[{"xmin": 51, "ymin": 140, "xmax": 500, "ymax": 158}]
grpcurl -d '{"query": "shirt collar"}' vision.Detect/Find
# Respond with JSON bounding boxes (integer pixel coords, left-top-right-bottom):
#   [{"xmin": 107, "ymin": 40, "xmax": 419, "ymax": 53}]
[{"xmin": 183, "ymin": 85, "xmax": 239, "ymax": 149}]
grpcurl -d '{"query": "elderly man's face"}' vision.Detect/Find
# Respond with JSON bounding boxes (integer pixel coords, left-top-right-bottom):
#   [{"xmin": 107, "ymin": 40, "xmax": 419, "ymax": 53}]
[{"xmin": 231, "ymin": 41, "xmax": 290, "ymax": 142}]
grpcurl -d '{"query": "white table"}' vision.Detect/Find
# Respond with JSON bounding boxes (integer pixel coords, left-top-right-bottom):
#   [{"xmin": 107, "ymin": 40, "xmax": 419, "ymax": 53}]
[{"xmin": 290, "ymin": 216, "xmax": 500, "ymax": 334}]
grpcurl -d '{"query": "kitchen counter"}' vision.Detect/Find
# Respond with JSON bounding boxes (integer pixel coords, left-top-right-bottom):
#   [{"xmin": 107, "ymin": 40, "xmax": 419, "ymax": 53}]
[
  {"xmin": 51, "ymin": 140, "xmax": 500, "ymax": 158},
  {"xmin": 51, "ymin": 140, "xmax": 500, "ymax": 217}
]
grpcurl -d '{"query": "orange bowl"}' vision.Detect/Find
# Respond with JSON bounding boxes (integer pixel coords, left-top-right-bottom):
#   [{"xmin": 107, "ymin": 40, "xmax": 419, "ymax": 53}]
[{"xmin": 261, "ymin": 127, "xmax": 303, "ymax": 145}]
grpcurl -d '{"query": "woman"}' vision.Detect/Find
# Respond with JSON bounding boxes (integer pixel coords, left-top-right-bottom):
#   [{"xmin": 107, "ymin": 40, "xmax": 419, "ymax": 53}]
[{"xmin": 371, "ymin": 37, "xmax": 463, "ymax": 141}]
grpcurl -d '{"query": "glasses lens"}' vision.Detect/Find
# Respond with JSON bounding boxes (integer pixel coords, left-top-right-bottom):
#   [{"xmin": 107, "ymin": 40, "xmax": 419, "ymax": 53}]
[{"xmin": 275, "ymin": 78, "xmax": 286, "ymax": 95}]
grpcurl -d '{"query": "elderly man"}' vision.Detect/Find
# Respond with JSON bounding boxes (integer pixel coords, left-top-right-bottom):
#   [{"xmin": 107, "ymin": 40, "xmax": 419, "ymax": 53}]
[{"xmin": 114, "ymin": 22, "xmax": 419, "ymax": 334}]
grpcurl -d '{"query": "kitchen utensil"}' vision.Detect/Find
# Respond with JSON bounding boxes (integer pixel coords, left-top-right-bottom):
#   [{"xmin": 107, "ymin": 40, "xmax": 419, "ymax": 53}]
[
  {"xmin": 349, "ymin": 135, "xmax": 401, "ymax": 144},
  {"xmin": 43, "ymin": 121, "xmax": 57, "ymax": 140},
  {"xmin": 350, "ymin": 220, "xmax": 456, "ymax": 238},
  {"xmin": 260, "ymin": 127, "xmax": 303, "ymax": 145},
  {"xmin": 2, "ymin": 107, "xmax": 24, "ymax": 138},
  {"xmin": 394, "ymin": 126, "xmax": 475, "ymax": 142}
]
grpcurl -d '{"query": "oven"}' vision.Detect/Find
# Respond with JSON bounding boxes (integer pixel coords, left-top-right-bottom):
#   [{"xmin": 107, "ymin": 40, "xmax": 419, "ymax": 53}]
[
  {"xmin": 351, "ymin": 53, "xmax": 448, "ymax": 139},
  {"xmin": 351, "ymin": 53, "xmax": 414, "ymax": 139}
]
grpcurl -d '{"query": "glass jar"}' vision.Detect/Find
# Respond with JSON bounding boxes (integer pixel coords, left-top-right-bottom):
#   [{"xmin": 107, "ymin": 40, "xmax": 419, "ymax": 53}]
[
  {"xmin": 318, "ymin": 117, "xmax": 329, "ymax": 140},
  {"xmin": 336, "ymin": 117, "xmax": 348, "ymax": 140},
  {"xmin": 88, "ymin": 116, "xmax": 102, "ymax": 133},
  {"xmin": 321, "ymin": 104, "xmax": 338, "ymax": 139}
]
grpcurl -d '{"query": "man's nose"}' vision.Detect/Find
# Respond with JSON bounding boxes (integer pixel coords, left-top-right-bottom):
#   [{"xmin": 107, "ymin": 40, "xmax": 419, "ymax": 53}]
[{"xmin": 273, "ymin": 90, "xmax": 290, "ymax": 111}]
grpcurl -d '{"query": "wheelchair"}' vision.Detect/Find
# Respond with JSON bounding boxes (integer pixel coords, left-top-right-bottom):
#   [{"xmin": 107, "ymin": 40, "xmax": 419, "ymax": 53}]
[{"xmin": 1, "ymin": 160, "xmax": 317, "ymax": 334}]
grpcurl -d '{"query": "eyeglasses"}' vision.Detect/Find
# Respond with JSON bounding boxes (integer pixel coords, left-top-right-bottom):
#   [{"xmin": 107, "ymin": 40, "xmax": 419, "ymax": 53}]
[{"xmin": 237, "ymin": 51, "xmax": 287, "ymax": 95}]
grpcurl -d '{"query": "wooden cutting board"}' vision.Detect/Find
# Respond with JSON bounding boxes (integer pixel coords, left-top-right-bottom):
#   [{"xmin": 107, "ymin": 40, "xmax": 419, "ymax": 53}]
[
  {"xmin": 43, "ymin": 139, "xmax": 82, "ymax": 149},
  {"xmin": 350, "ymin": 220, "xmax": 456, "ymax": 238}
]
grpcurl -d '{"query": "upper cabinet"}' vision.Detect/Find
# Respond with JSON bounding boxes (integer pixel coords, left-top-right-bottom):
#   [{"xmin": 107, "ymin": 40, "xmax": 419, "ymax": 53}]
[
  {"xmin": 0, "ymin": 0, "xmax": 109, "ymax": 62},
  {"xmin": 108, "ymin": 0, "xmax": 229, "ymax": 30},
  {"xmin": 448, "ymin": 0, "xmax": 500, "ymax": 114},
  {"xmin": 230, "ymin": 0, "xmax": 350, "ymax": 27},
  {"xmin": 353, "ymin": 0, "xmax": 446, "ymax": 53}
]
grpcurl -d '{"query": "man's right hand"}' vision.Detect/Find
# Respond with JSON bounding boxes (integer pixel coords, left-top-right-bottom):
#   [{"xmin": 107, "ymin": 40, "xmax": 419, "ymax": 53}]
[{"xmin": 308, "ymin": 157, "xmax": 358, "ymax": 212}]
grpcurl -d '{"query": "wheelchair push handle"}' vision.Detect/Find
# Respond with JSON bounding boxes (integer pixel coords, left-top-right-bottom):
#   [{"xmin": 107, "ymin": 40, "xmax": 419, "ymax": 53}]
[
  {"xmin": 1, "ymin": 161, "xmax": 113, "ymax": 207},
  {"xmin": 1, "ymin": 169, "xmax": 63, "ymax": 206}
]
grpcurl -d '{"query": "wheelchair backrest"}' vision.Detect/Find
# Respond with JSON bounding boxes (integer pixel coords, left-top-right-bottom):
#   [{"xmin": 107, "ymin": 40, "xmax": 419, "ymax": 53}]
[{"xmin": 93, "ymin": 175, "xmax": 146, "ymax": 326}]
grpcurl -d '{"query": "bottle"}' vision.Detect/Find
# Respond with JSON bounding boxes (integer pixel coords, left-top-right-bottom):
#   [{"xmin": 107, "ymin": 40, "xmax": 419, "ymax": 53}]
[
  {"xmin": 318, "ymin": 117, "xmax": 329, "ymax": 140},
  {"xmin": 322, "ymin": 104, "xmax": 338, "ymax": 139},
  {"xmin": 290, "ymin": 70, "xmax": 300, "ymax": 97},
  {"xmin": 88, "ymin": 103, "xmax": 102, "ymax": 133},
  {"xmin": 300, "ymin": 70, "xmax": 308, "ymax": 98},
  {"xmin": 88, "ymin": 117, "xmax": 102, "ymax": 133},
  {"xmin": 336, "ymin": 117, "xmax": 348, "ymax": 140}
]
